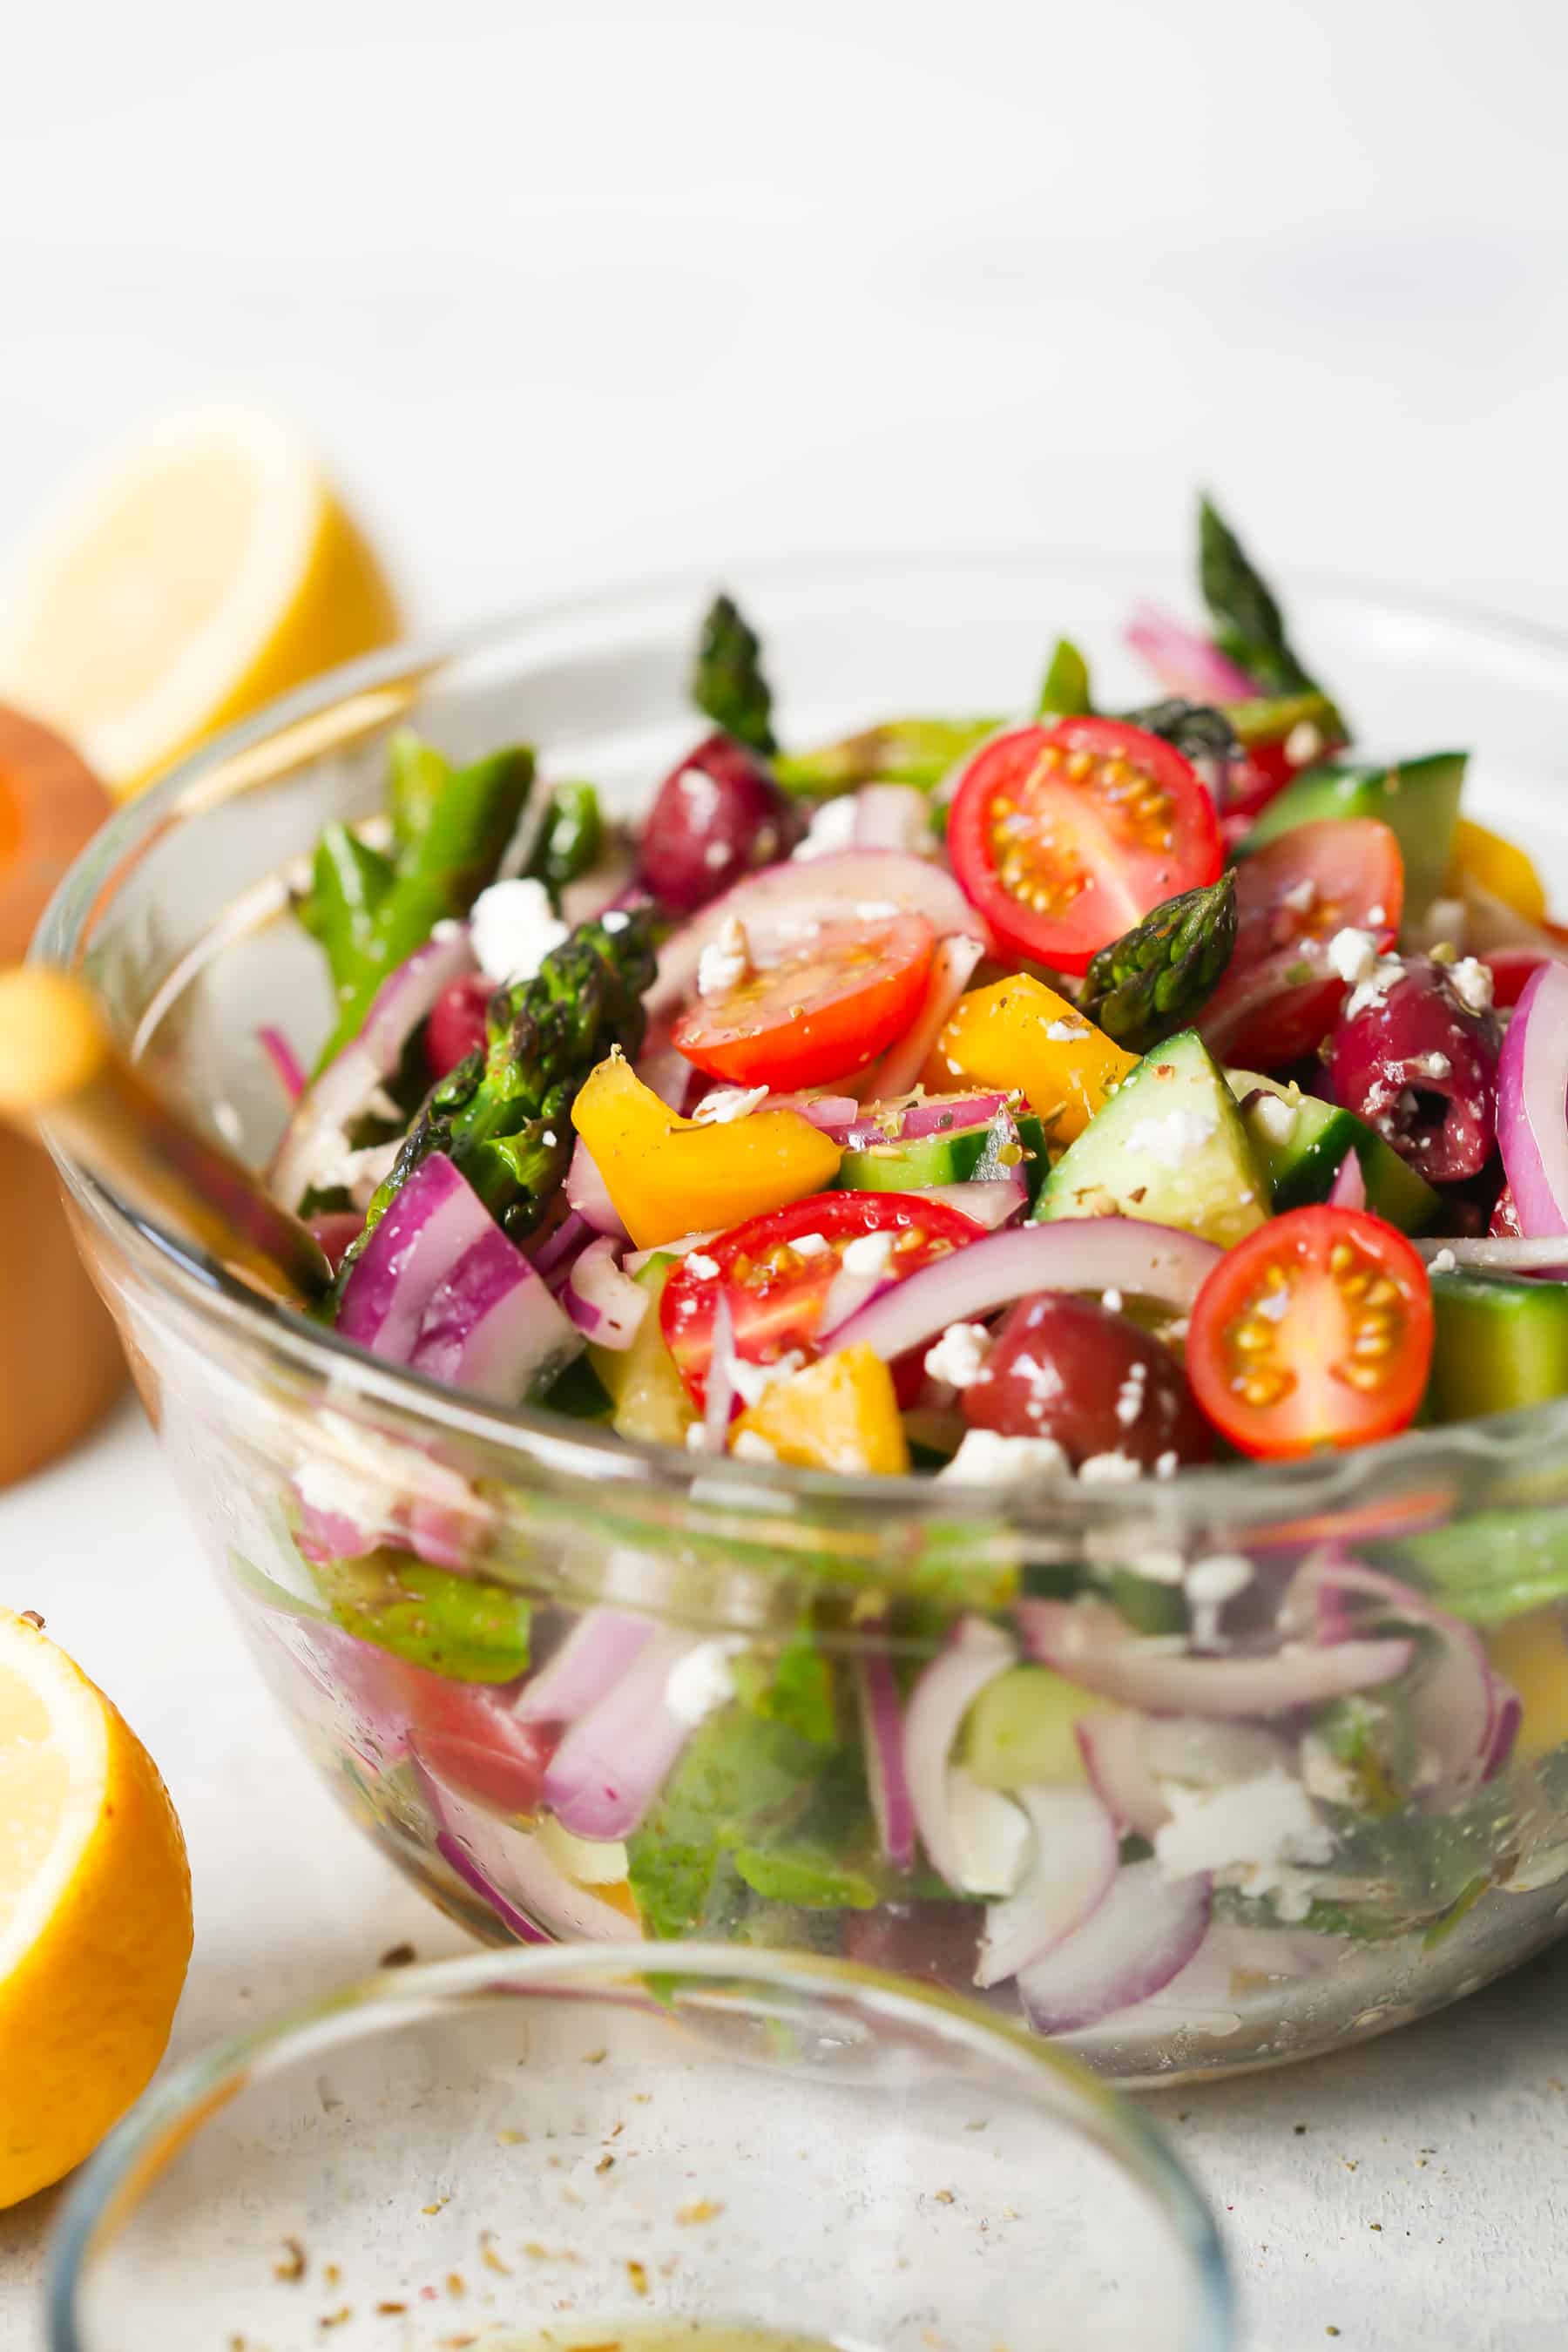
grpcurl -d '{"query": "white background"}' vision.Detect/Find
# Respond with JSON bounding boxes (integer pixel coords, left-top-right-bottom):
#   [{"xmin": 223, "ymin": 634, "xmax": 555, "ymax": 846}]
[{"xmin": 3, "ymin": 7, "xmax": 1568, "ymax": 2349}]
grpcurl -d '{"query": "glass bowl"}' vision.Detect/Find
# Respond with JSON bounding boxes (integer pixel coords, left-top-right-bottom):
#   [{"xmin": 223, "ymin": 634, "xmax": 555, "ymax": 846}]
[
  {"xmin": 37, "ymin": 556, "xmax": 1568, "ymax": 2085},
  {"xmin": 46, "ymin": 1943, "xmax": 1235, "ymax": 2352}
]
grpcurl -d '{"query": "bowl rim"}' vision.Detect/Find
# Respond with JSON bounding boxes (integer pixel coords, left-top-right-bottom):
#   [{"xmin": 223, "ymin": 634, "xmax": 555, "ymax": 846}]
[
  {"xmin": 33, "ymin": 548, "xmax": 1568, "ymax": 1534},
  {"xmin": 44, "ymin": 1938, "xmax": 1236, "ymax": 2352}
]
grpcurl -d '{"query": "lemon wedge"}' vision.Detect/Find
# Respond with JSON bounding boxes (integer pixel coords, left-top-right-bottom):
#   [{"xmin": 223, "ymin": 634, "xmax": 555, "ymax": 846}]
[
  {"xmin": 0, "ymin": 1607, "xmax": 192, "ymax": 2207},
  {"xmin": 0, "ymin": 409, "xmax": 400, "ymax": 795}
]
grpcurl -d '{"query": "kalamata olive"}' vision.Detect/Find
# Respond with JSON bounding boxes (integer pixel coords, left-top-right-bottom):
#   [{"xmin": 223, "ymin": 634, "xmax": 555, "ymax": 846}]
[
  {"xmin": 639, "ymin": 732, "xmax": 801, "ymax": 914},
  {"xmin": 426, "ymin": 974, "xmax": 492, "ymax": 1078},
  {"xmin": 963, "ymin": 1291, "xmax": 1213, "ymax": 1469},
  {"xmin": 841, "ymin": 1902, "xmax": 984, "ymax": 1989},
  {"xmin": 1330, "ymin": 955, "xmax": 1501, "ymax": 1183}
]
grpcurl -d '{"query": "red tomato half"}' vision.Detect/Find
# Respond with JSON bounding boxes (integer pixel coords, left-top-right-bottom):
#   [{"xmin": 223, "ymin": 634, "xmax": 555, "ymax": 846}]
[
  {"xmin": 672, "ymin": 910, "xmax": 935, "ymax": 1090},
  {"xmin": 387, "ymin": 1662, "xmax": 557, "ymax": 1815},
  {"xmin": 947, "ymin": 718, "xmax": 1223, "ymax": 975},
  {"xmin": 1482, "ymin": 944, "xmax": 1568, "ymax": 1010},
  {"xmin": 660, "ymin": 1189, "xmax": 983, "ymax": 1407},
  {"xmin": 1199, "ymin": 819, "xmax": 1403, "ymax": 1069},
  {"xmin": 1186, "ymin": 1206, "xmax": 1432, "ymax": 1461}
]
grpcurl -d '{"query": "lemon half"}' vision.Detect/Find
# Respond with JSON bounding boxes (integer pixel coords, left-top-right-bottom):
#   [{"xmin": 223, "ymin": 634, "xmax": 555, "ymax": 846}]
[{"xmin": 0, "ymin": 408, "xmax": 400, "ymax": 795}]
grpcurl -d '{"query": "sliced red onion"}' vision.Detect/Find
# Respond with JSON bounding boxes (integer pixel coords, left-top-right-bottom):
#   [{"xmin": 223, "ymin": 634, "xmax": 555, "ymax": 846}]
[
  {"xmin": 853, "ymin": 783, "xmax": 934, "ymax": 855},
  {"xmin": 885, "ymin": 1091, "xmax": 1011, "ymax": 1142},
  {"xmin": 871, "ymin": 933, "xmax": 986, "ymax": 1102},
  {"xmin": 648, "ymin": 848, "xmax": 990, "ymax": 1016},
  {"xmin": 1018, "ymin": 1598, "xmax": 1414, "ymax": 1717},
  {"xmin": 1017, "ymin": 1861, "xmax": 1213, "ymax": 2033},
  {"xmin": 1415, "ymin": 1235, "xmax": 1568, "ymax": 1273},
  {"xmin": 1125, "ymin": 605, "xmax": 1255, "ymax": 701},
  {"xmin": 974, "ymin": 1785, "xmax": 1119, "ymax": 1989},
  {"xmin": 337, "ymin": 1154, "xmax": 495, "ymax": 1360},
  {"xmin": 541, "ymin": 1626, "xmax": 708, "ymax": 1839},
  {"xmin": 902, "ymin": 1618, "xmax": 1017, "ymax": 1885},
  {"xmin": 918, "ymin": 1179, "xmax": 1025, "ymax": 1230},
  {"xmin": 1497, "ymin": 961, "xmax": 1568, "ymax": 1236},
  {"xmin": 1077, "ymin": 1710, "xmax": 1171, "ymax": 1837},
  {"xmin": 412, "ymin": 1748, "xmax": 639, "ymax": 1943},
  {"xmin": 702, "ymin": 1294, "xmax": 738, "ymax": 1443},
  {"xmin": 829, "ymin": 1220, "xmax": 1221, "ymax": 1366},
  {"xmin": 563, "ymin": 1236, "xmax": 649, "ymax": 1350},
  {"xmin": 856, "ymin": 1633, "xmax": 916, "ymax": 1871},
  {"xmin": 517, "ymin": 1610, "xmax": 657, "ymax": 1723},
  {"xmin": 409, "ymin": 1221, "xmax": 579, "ymax": 1403},
  {"xmin": 270, "ymin": 925, "xmax": 477, "ymax": 1208},
  {"xmin": 758, "ymin": 1092, "xmax": 862, "ymax": 1139},
  {"xmin": 1078, "ymin": 1712, "xmax": 1295, "ymax": 1834},
  {"xmin": 564, "ymin": 1138, "xmax": 630, "ymax": 1240},
  {"xmin": 258, "ymin": 1024, "xmax": 306, "ymax": 1102},
  {"xmin": 1328, "ymin": 1149, "xmax": 1367, "ymax": 1211},
  {"xmin": 531, "ymin": 1206, "xmax": 595, "ymax": 1278},
  {"xmin": 1483, "ymin": 1679, "xmax": 1524, "ymax": 1781}
]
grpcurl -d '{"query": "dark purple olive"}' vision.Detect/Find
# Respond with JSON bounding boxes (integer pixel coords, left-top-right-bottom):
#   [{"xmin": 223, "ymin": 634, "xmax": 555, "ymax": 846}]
[
  {"xmin": 963, "ymin": 1292, "xmax": 1213, "ymax": 1470},
  {"xmin": 638, "ymin": 732, "xmax": 801, "ymax": 914},
  {"xmin": 1330, "ymin": 955, "xmax": 1501, "ymax": 1183}
]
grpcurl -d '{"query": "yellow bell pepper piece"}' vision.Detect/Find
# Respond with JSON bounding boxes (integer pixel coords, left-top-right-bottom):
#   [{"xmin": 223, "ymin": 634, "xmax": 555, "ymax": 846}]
[
  {"xmin": 1484, "ymin": 1610, "xmax": 1568, "ymax": 1760},
  {"xmin": 731, "ymin": 1344, "xmax": 910, "ymax": 1476},
  {"xmin": 571, "ymin": 1052, "xmax": 841, "ymax": 1251},
  {"xmin": 1447, "ymin": 817, "xmax": 1547, "ymax": 926},
  {"xmin": 920, "ymin": 973, "xmax": 1137, "ymax": 1146}
]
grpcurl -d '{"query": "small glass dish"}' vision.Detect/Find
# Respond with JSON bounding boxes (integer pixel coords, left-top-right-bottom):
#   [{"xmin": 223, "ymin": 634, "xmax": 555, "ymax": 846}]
[
  {"xmin": 46, "ymin": 1943, "xmax": 1233, "ymax": 2352},
  {"xmin": 36, "ymin": 557, "xmax": 1568, "ymax": 2083}
]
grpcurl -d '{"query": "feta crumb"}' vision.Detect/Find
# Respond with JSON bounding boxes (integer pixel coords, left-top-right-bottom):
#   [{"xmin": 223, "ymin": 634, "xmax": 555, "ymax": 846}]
[
  {"xmin": 1278, "ymin": 878, "xmax": 1317, "ymax": 915},
  {"xmin": 1123, "ymin": 1108, "xmax": 1218, "ymax": 1170},
  {"xmin": 1300, "ymin": 1734, "xmax": 1362, "ymax": 1809},
  {"xmin": 1250, "ymin": 1092, "xmax": 1298, "ymax": 1147},
  {"xmin": 1154, "ymin": 1450, "xmax": 1179, "ymax": 1479},
  {"xmin": 1415, "ymin": 1051, "xmax": 1451, "ymax": 1080},
  {"xmin": 1184, "ymin": 1551, "xmax": 1254, "ymax": 1645},
  {"xmin": 1366, "ymin": 902, "xmax": 1387, "ymax": 926},
  {"xmin": 684, "ymin": 1253, "xmax": 720, "ymax": 1281},
  {"xmin": 1045, "ymin": 1017, "xmax": 1091, "ymax": 1042},
  {"xmin": 665, "ymin": 1637, "xmax": 746, "ymax": 1726},
  {"xmin": 470, "ymin": 876, "xmax": 571, "ymax": 983},
  {"xmin": 1284, "ymin": 720, "xmax": 1325, "ymax": 767},
  {"xmin": 703, "ymin": 839, "xmax": 730, "ymax": 869},
  {"xmin": 1100, "ymin": 1287, "xmax": 1124, "ymax": 1315},
  {"xmin": 430, "ymin": 918, "xmax": 463, "ymax": 943},
  {"xmin": 923, "ymin": 1321, "xmax": 994, "ymax": 1389},
  {"xmin": 1085, "ymin": 1525, "xmax": 1186, "ymax": 1583},
  {"xmin": 729, "ymin": 1350, "xmax": 806, "ymax": 1408},
  {"xmin": 1327, "ymin": 927, "xmax": 1380, "ymax": 988},
  {"xmin": 1449, "ymin": 956, "xmax": 1494, "ymax": 1015},
  {"xmin": 1345, "ymin": 952, "xmax": 1407, "ymax": 1020},
  {"xmin": 686, "ymin": 1422, "xmax": 715, "ymax": 1452},
  {"xmin": 1153, "ymin": 1767, "xmax": 1335, "ymax": 1900},
  {"xmin": 937, "ymin": 1429, "xmax": 1068, "ymax": 1485},
  {"xmin": 1113, "ymin": 1361, "xmax": 1149, "ymax": 1427},
  {"xmin": 1429, "ymin": 1246, "xmax": 1457, "ymax": 1274},
  {"xmin": 312, "ymin": 1138, "xmax": 401, "ymax": 1209},
  {"xmin": 693, "ymin": 1084, "xmax": 770, "ymax": 1125},
  {"xmin": 730, "ymin": 1429, "xmax": 779, "ymax": 1463},
  {"xmin": 697, "ymin": 915, "xmax": 753, "ymax": 1000},
  {"xmin": 793, "ymin": 794, "xmax": 859, "ymax": 860},
  {"xmin": 1076, "ymin": 1450, "xmax": 1144, "ymax": 1485},
  {"xmin": 841, "ymin": 1229, "xmax": 895, "ymax": 1277},
  {"xmin": 944, "ymin": 1767, "xmax": 1031, "ymax": 1896},
  {"xmin": 791, "ymin": 1231, "xmax": 831, "ymax": 1257},
  {"xmin": 601, "ymin": 908, "xmax": 631, "ymax": 933}
]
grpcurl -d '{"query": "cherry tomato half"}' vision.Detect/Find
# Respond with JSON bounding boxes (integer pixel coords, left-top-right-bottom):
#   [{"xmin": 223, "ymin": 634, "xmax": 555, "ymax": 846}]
[
  {"xmin": 947, "ymin": 717, "xmax": 1223, "ymax": 975},
  {"xmin": 1198, "ymin": 819, "xmax": 1403, "ymax": 1069},
  {"xmin": 672, "ymin": 910, "xmax": 935, "ymax": 1090},
  {"xmin": 660, "ymin": 1189, "xmax": 983, "ymax": 1408},
  {"xmin": 1186, "ymin": 1205, "xmax": 1432, "ymax": 1460}
]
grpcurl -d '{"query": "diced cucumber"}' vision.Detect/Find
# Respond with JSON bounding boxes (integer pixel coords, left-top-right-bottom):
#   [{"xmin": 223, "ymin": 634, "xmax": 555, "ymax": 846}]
[
  {"xmin": 836, "ymin": 1109, "xmax": 1048, "ymax": 1201},
  {"xmin": 1238, "ymin": 751, "xmax": 1467, "ymax": 918},
  {"xmin": 1032, "ymin": 1028, "xmax": 1268, "ymax": 1250},
  {"xmin": 1229, "ymin": 1070, "xmax": 1440, "ymax": 1235},
  {"xmin": 1426, "ymin": 1270, "xmax": 1568, "ymax": 1423},
  {"xmin": 963, "ymin": 1664, "xmax": 1108, "ymax": 1789},
  {"xmin": 589, "ymin": 1254, "xmax": 695, "ymax": 1448}
]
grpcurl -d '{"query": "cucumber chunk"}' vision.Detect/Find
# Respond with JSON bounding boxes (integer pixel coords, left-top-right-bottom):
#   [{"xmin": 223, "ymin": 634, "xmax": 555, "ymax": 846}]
[
  {"xmin": 589, "ymin": 1254, "xmax": 695, "ymax": 1448},
  {"xmin": 1032, "ymin": 1028, "xmax": 1268, "ymax": 1249},
  {"xmin": 1238, "ymin": 751, "xmax": 1467, "ymax": 919},
  {"xmin": 1427, "ymin": 1270, "xmax": 1568, "ymax": 1423},
  {"xmin": 1229, "ymin": 1070, "xmax": 1440, "ymax": 1235},
  {"xmin": 836, "ymin": 1109, "xmax": 1048, "ymax": 1201},
  {"xmin": 963, "ymin": 1664, "xmax": 1108, "ymax": 1788}
]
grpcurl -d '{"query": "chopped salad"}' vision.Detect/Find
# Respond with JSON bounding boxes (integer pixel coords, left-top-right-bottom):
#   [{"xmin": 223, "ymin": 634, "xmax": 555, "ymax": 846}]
[{"xmin": 243, "ymin": 502, "xmax": 1568, "ymax": 2031}]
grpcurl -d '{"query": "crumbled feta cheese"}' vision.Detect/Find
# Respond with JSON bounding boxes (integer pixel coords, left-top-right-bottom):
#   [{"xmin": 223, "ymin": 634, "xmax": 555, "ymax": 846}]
[
  {"xmin": 1278, "ymin": 878, "xmax": 1317, "ymax": 915},
  {"xmin": 1366, "ymin": 902, "xmax": 1387, "ymax": 926},
  {"xmin": 684, "ymin": 1253, "xmax": 720, "ymax": 1281},
  {"xmin": 1114, "ymin": 1361, "xmax": 1149, "ymax": 1427},
  {"xmin": 923, "ymin": 1321, "xmax": 994, "ymax": 1389},
  {"xmin": 1154, "ymin": 1450, "xmax": 1179, "ymax": 1479},
  {"xmin": 1085, "ymin": 1524, "xmax": 1186, "ymax": 1584},
  {"xmin": 601, "ymin": 908, "xmax": 631, "ymax": 933},
  {"xmin": 1300, "ymin": 1733, "xmax": 1362, "ymax": 1809},
  {"xmin": 1046, "ymin": 1017, "xmax": 1091, "ymax": 1042},
  {"xmin": 1250, "ymin": 1092, "xmax": 1298, "ymax": 1147},
  {"xmin": 1429, "ymin": 1246, "xmax": 1457, "ymax": 1274},
  {"xmin": 312, "ymin": 1138, "xmax": 401, "ymax": 1209},
  {"xmin": 665, "ymin": 1637, "xmax": 746, "ymax": 1726},
  {"xmin": 1076, "ymin": 1450, "xmax": 1144, "ymax": 1484},
  {"xmin": 793, "ymin": 794, "xmax": 859, "ymax": 861},
  {"xmin": 1415, "ymin": 1051, "xmax": 1451, "ymax": 1080},
  {"xmin": 430, "ymin": 918, "xmax": 463, "ymax": 943},
  {"xmin": 1284, "ymin": 720, "xmax": 1325, "ymax": 767},
  {"xmin": 944, "ymin": 1767, "xmax": 1031, "ymax": 1895},
  {"xmin": 298, "ymin": 1411, "xmax": 474, "ymax": 1531},
  {"xmin": 693, "ymin": 1084, "xmax": 770, "ymax": 1125},
  {"xmin": 686, "ymin": 1421, "xmax": 716, "ymax": 1452},
  {"xmin": 1449, "ymin": 956, "xmax": 1494, "ymax": 1015},
  {"xmin": 937, "ymin": 1428, "xmax": 1068, "ymax": 1484},
  {"xmin": 729, "ymin": 1350, "xmax": 806, "ymax": 1408},
  {"xmin": 1184, "ymin": 1552, "xmax": 1254, "ymax": 1645},
  {"xmin": 1122, "ymin": 1109, "xmax": 1217, "ymax": 1170},
  {"xmin": 470, "ymin": 876, "xmax": 570, "ymax": 983},
  {"xmin": 791, "ymin": 1231, "xmax": 831, "ymax": 1257},
  {"xmin": 696, "ymin": 915, "xmax": 753, "ymax": 1000},
  {"xmin": 1327, "ymin": 927, "xmax": 1380, "ymax": 988},
  {"xmin": 855, "ymin": 900, "xmax": 900, "ymax": 919},
  {"xmin": 730, "ymin": 1429, "xmax": 780, "ymax": 1463},
  {"xmin": 1100, "ymin": 1287, "xmax": 1124, "ymax": 1315},
  {"xmin": 1153, "ymin": 1769, "xmax": 1335, "ymax": 1907},
  {"xmin": 841, "ymin": 1229, "xmax": 895, "ymax": 1277},
  {"xmin": 1345, "ymin": 953, "xmax": 1407, "ymax": 1020}
]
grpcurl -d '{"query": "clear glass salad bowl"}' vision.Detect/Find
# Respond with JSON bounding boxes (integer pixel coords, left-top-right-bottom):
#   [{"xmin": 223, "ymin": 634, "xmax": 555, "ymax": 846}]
[
  {"xmin": 37, "ymin": 555, "xmax": 1568, "ymax": 2085},
  {"xmin": 47, "ymin": 1943, "xmax": 1234, "ymax": 2352}
]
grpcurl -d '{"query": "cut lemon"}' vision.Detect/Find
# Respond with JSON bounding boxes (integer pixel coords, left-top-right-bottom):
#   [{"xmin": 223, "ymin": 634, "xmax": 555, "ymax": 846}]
[
  {"xmin": 0, "ymin": 409, "xmax": 400, "ymax": 796},
  {"xmin": 0, "ymin": 1608, "xmax": 192, "ymax": 2207}
]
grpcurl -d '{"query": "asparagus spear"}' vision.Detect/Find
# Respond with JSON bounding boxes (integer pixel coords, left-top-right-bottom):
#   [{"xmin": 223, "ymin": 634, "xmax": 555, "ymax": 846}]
[
  {"xmin": 1037, "ymin": 637, "xmax": 1093, "ymax": 717},
  {"xmin": 337, "ymin": 906, "xmax": 658, "ymax": 1290},
  {"xmin": 1198, "ymin": 496, "xmax": 1346, "ymax": 741},
  {"xmin": 527, "ymin": 780, "xmax": 603, "ymax": 894},
  {"xmin": 303, "ymin": 739, "xmax": 535, "ymax": 1070},
  {"xmin": 1078, "ymin": 870, "xmax": 1237, "ymax": 1052},
  {"xmin": 692, "ymin": 591, "xmax": 777, "ymax": 755},
  {"xmin": 773, "ymin": 714, "xmax": 999, "ymax": 797}
]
